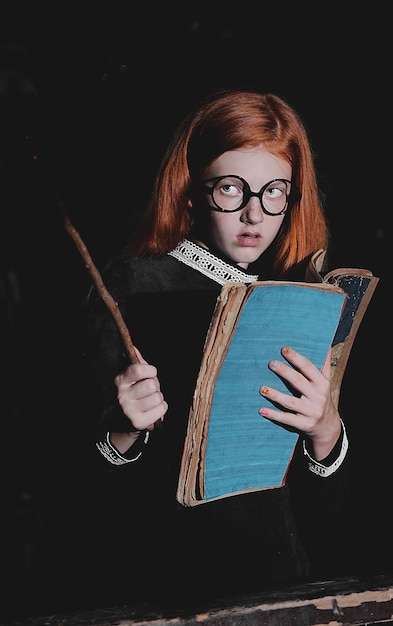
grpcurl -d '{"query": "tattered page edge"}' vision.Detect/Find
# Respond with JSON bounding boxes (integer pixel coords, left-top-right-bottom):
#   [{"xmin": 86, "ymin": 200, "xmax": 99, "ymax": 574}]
[{"xmin": 176, "ymin": 283, "xmax": 247, "ymax": 505}]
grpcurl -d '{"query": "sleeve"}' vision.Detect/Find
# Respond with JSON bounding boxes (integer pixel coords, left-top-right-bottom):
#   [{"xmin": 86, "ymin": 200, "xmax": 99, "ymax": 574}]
[{"xmin": 286, "ymin": 419, "xmax": 353, "ymax": 578}]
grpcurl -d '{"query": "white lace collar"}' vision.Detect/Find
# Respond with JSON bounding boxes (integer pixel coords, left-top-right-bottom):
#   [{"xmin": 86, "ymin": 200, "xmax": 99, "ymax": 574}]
[{"xmin": 168, "ymin": 239, "xmax": 258, "ymax": 286}]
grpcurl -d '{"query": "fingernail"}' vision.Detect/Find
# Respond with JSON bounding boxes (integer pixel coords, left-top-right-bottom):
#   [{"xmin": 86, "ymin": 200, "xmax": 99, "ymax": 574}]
[
  {"xmin": 261, "ymin": 386, "xmax": 270, "ymax": 395},
  {"xmin": 270, "ymin": 360, "xmax": 280, "ymax": 369}
]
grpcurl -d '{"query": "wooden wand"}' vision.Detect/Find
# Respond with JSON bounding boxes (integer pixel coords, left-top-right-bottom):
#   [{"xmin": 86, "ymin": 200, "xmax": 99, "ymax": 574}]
[{"xmin": 64, "ymin": 213, "xmax": 140, "ymax": 365}]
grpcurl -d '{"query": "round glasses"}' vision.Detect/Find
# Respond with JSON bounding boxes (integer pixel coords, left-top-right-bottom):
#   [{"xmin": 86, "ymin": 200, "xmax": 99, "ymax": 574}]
[{"xmin": 201, "ymin": 175, "xmax": 299, "ymax": 215}]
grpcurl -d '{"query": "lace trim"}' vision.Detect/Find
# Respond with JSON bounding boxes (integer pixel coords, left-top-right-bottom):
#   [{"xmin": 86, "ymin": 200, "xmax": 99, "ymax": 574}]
[
  {"xmin": 168, "ymin": 239, "xmax": 258, "ymax": 285},
  {"xmin": 303, "ymin": 419, "xmax": 348, "ymax": 477},
  {"xmin": 96, "ymin": 431, "xmax": 149, "ymax": 465}
]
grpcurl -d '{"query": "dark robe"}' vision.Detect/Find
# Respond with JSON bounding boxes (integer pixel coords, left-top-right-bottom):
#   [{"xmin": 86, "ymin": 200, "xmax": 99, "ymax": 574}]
[{"xmin": 77, "ymin": 241, "xmax": 352, "ymax": 608}]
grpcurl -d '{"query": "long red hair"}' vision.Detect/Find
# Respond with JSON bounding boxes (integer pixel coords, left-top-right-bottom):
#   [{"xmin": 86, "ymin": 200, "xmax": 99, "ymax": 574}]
[{"xmin": 123, "ymin": 89, "xmax": 328, "ymax": 277}]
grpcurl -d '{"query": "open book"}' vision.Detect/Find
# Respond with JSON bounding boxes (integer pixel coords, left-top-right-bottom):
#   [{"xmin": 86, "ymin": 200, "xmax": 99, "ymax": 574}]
[{"xmin": 176, "ymin": 250, "xmax": 379, "ymax": 507}]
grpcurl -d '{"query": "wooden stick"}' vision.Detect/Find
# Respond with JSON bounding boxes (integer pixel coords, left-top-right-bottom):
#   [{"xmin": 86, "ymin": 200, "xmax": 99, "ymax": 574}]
[{"xmin": 64, "ymin": 214, "xmax": 140, "ymax": 365}]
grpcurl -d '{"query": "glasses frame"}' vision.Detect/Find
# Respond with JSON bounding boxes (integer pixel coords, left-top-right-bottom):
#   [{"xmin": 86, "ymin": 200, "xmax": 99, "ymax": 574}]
[{"xmin": 201, "ymin": 175, "xmax": 300, "ymax": 215}]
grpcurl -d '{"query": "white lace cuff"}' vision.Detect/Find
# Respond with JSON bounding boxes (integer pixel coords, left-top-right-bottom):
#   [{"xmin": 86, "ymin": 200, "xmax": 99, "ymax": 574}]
[
  {"xmin": 96, "ymin": 431, "xmax": 149, "ymax": 465},
  {"xmin": 303, "ymin": 419, "xmax": 348, "ymax": 477}
]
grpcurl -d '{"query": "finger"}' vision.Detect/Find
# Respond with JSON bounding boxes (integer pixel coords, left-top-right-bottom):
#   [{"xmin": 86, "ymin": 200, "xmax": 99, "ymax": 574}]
[
  {"xmin": 259, "ymin": 401, "xmax": 311, "ymax": 433},
  {"xmin": 120, "ymin": 390, "xmax": 168, "ymax": 431},
  {"xmin": 265, "ymin": 354, "xmax": 312, "ymax": 400},
  {"xmin": 280, "ymin": 346, "xmax": 316, "ymax": 379},
  {"xmin": 260, "ymin": 381, "xmax": 302, "ymax": 415},
  {"xmin": 128, "ymin": 377, "xmax": 161, "ymax": 401},
  {"xmin": 281, "ymin": 345, "xmax": 331, "ymax": 382},
  {"xmin": 115, "ymin": 362, "xmax": 158, "ymax": 388},
  {"xmin": 143, "ymin": 399, "xmax": 168, "ymax": 429}
]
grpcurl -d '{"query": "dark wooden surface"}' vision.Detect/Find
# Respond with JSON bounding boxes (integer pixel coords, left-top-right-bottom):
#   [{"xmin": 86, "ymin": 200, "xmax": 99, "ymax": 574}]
[{"xmin": 3, "ymin": 574, "xmax": 393, "ymax": 626}]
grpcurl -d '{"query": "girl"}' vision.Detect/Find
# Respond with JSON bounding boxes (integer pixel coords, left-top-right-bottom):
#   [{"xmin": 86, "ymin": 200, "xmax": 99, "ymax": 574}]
[{"xmin": 81, "ymin": 89, "xmax": 351, "ymax": 606}]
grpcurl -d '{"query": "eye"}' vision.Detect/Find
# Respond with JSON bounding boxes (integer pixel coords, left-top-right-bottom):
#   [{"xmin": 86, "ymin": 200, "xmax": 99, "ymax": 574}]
[
  {"xmin": 217, "ymin": 177, "xmax": 243, "ymax": 198},
  {"xmin": 221, "ymin": 183, "xmax": 238, "ymax": 196},
  {"xmin": 264, "ymin": 181, "xmax": 288, "ymax": 199}
]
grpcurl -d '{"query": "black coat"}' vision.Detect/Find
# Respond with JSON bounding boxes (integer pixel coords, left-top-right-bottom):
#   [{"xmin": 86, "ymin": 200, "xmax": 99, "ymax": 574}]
[{"xmin": 78, "ymin": 244, "xmax": 352, "ymax": 607}]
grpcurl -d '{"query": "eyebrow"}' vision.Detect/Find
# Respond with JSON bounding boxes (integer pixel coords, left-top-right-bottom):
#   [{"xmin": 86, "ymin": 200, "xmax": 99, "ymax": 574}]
[{"xmin": 203, "ymin": 175, "xmax": 291, "ymax": 186}]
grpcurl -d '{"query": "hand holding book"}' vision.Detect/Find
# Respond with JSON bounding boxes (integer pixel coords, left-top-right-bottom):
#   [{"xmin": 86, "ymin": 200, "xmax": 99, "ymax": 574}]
[{"xmin": 177, "ymin": 252, "xmax": 379, "ymax": 506}]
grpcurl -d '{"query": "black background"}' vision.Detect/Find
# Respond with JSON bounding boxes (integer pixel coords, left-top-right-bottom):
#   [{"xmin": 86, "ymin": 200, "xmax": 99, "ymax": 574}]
[{"xmin": 0, "ymin": 2, "xmax": 390, "ymax": 620}]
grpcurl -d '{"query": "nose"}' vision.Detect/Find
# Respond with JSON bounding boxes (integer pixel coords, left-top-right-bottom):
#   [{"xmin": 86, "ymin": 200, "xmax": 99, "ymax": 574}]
[{"xmin": 240, "ymin": 196, "xmax": 264, "ymax": 223}]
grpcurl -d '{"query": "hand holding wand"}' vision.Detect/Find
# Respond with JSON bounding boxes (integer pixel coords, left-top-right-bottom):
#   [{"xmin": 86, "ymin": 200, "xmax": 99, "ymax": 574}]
[{"xmin": 64, "ymin": 208, "xmax": 163, "ymax": 429}]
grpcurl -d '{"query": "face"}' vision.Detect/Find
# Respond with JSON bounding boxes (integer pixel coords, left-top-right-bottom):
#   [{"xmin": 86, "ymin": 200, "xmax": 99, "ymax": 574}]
[{"xmin": 193, "ymin": 146, "xmax": 292, "ymax": 269}]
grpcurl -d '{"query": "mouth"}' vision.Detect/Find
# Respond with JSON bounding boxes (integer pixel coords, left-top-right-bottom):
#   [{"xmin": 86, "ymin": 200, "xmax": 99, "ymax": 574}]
[
  {"xmin": 237, "ymin": 233, "xmax": 262, "ymax": 246},
  {"xmin": 238, "ymin": 233, "xmax": 261, "ymax": 239}
]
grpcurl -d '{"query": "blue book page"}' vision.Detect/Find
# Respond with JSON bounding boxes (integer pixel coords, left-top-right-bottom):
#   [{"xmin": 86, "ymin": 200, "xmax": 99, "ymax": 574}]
[{"xmin": 204, "ymin": 284, "xmax": 346, "ymax": 501}]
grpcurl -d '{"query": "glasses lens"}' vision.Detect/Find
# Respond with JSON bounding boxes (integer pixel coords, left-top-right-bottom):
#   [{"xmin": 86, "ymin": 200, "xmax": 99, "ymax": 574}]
[
  {"xmin": 212, "ymin": 176, "xmax": 245, "ymax": 211},
  {"xmin": 262, "ymin": 180, "xmax": 291, "ymax": 214}
]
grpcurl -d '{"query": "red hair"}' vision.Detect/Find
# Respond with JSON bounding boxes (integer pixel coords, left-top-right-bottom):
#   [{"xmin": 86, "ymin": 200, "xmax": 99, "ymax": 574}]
[{"xmin": 123, "ymin": 89, "xmax": 328, "ymax": 277}]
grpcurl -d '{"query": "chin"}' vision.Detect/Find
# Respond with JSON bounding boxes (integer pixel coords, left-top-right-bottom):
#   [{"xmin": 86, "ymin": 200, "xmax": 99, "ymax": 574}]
[{"xmin": 238, "ymin": 250, "xmax": 263, "ymax": 264}]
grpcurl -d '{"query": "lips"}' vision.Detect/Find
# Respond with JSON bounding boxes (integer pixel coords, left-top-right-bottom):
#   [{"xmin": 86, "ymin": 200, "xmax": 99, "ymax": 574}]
[{"xmin": 237, "ymin": 233, "xmax": 261, "ymax": 246}]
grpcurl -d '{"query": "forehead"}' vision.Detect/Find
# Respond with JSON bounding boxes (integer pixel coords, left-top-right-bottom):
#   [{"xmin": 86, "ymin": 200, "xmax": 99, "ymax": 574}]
[{"xmin": 206, "ymin": 147, "xmax": 291, "ymax": 183}]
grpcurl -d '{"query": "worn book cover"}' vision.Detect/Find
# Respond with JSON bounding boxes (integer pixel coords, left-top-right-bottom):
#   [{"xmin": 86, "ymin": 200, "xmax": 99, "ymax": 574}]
[{"xmin": 177, "ymin": 254, "xmax": 379, "ymax": 507}]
